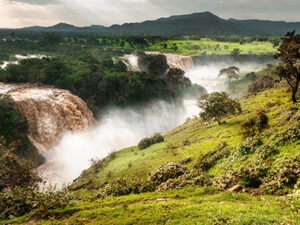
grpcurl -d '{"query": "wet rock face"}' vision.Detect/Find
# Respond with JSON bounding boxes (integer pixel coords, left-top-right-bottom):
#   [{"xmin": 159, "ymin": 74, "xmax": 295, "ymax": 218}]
[
  {"xmin": 122, "ymin": 52, "xmax": 194, "ymax": 72},
  {"xmin": 148, "ymin": 52, "xmax": 194, "ymax": 72},
  {"xmin": 0, "ymin": 82, "xmax": 96, "ymax": 155}
]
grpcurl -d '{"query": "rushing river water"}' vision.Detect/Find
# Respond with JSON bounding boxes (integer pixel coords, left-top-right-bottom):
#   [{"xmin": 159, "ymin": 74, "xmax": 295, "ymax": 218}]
[{"xmin": 39, "ymin": 61, "xmax": 260, "ymax": 186}]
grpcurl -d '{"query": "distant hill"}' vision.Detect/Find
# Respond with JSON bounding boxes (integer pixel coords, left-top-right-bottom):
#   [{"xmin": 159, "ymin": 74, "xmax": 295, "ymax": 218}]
[{"xmin": 9, "ymin": 12, "xmax": 300, "ymax": 35}]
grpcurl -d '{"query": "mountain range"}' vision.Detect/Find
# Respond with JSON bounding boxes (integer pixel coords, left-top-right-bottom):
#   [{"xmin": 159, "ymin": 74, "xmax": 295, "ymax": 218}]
[{"xmin": 8, "ymin": 12, "xmax": 300, "ymax": 35}]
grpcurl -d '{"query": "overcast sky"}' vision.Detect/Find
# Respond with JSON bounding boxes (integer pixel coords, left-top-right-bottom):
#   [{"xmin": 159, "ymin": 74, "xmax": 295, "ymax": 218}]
[{"xmin": 0, "ymin": 0, "xmax": 299, "ymax": 28}]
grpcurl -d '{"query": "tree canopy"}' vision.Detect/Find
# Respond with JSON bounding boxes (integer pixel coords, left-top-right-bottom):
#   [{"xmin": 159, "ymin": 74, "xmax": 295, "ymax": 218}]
[
  {"xmin": 197, "ymin": 92, "xmax": 242, "ymax": 125},
  {"xmin": 275, "ymin": 31, "xmax": 300, "ymax": 103}
]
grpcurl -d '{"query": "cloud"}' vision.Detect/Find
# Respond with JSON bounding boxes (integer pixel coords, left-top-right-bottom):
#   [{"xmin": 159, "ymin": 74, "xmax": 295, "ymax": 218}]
[
  {"xmin": 0, "ymin": 0, "xmax": 299, "ymax": 28},
  {"xmin": 4, "ymin": 0, "xmax": 59, "ymax": 5}
]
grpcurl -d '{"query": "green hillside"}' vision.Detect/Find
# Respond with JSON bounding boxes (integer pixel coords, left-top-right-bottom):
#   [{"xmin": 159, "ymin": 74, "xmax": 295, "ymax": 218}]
[{"xmin": 4, "ymin": 83, "xmax": 299, "ymax": 224}]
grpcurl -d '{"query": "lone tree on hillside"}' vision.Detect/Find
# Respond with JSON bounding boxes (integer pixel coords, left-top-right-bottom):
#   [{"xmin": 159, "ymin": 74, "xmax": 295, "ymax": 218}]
[
  {"xmin": 275, "ymin": 31, "xmax": 300, "ymax": 103},
  {"xmin": 198, "ymin": 92, "xmax": 242, "ymax": 125},
  {"xmin": 218, "ymin": 66, "xmax": 240, "ymax": 85}
]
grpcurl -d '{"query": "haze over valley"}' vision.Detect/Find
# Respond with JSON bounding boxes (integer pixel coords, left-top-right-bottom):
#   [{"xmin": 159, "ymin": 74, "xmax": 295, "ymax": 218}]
[{"xmin": 0, "ymin": 1, "xmax": 299, "ymax": 224}]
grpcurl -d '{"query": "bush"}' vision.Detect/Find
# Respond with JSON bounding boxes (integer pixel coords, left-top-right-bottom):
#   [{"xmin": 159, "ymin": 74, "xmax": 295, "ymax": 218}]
[
  {"xmin": 180, "ymin": 156, "xmax": 192, "ymax": 165},
  {"xmin": 138, "ymin": 133, "xmax": 164, "ymax": 150},
  {"xmin": 240, "ymin": 109, "xmax": 269, "ymax": 136},
  {"xmin": 269, "ymin": 122, "xmax": 300, "ymax": 147},
  {"xmin": 248, "ymin": 75, "xmax": 274, "ymax": 94},
  {"xmin": 0, "ymin": 139, "xmax": 42, "ymax": 191},
  {"xmin": 0, "ymin": 186, "xmax": 71, "ymax": 220},
  {"xmin": 138, "ymin": 137, "xmax": 152, "ymax": 150},
  {"xmin": 100, "ymin": 178, "xmax": 155, "ymax": 197},
  {"xmin": 263, "ymin": 154, "xmax": 300, "ymax": 192},
  {"xmin": 150, "ymin": 133, "xmax": 164, "ymax": 143},
  {"xmin": 194, "ymin": 142, "xmax": 229, "ymax": 171},
  {"xmin": 235, "ymin": 136, "xmax": 262, "ymax": 156},
  {"xmin": 256, "ymin": 145, "xmax": 279, "ymax": 160},
  {"xmin": 148, "ymin": 163, "xmax": 188, "ymax": 185},
  {"xmin": 156, "ymin": 173, "xmax": 212, "ymax": 192}
]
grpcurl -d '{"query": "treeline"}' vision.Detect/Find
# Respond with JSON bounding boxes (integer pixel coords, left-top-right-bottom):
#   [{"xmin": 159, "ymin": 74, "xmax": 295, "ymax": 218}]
[{"xmin": 0, "ymin": 55, "xmax": 193, "ymax": 112}]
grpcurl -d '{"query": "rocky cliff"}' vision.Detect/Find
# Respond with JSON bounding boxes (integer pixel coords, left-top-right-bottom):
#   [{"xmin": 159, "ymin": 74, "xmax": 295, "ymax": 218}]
[
  {"xmin": 0, "ymin": 82, "xmax": 96, "ymax": 156},
  {"xmin": 122, "ymin": 52, "xmax": 194, "ymax": 72}
]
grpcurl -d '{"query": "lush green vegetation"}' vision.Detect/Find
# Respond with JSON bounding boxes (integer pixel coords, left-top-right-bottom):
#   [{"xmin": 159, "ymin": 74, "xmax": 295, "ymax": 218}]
[
  {"xmin": 0, "ymin": 95, "xmax": 42, "ymax": 165},
  {"xmin": 1, "ymin": 86, "xmax": 299, "ymax": 224},
  {"xmin": 0, "ymin": 52, "xmax": 193, "ymax": 112}
]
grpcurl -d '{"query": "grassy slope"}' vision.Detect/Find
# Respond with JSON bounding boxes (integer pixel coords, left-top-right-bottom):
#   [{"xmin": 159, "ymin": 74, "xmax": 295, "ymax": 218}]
[
  {"xmin": 4, "ymin": 87, "xmax": 300, "ymax": 224},
  {"xmin": 71, "ymin": 87, "xmax": 299, "ymax": 192}
]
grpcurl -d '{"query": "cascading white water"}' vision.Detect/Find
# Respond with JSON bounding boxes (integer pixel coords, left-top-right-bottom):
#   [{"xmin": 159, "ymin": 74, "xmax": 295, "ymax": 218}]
[{"xmin": 39, "ymin": 56, "xmax": 260, "ymax": 186}]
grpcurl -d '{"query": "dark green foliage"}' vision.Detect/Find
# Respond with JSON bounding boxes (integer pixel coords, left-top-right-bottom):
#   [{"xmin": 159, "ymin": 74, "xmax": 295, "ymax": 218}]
[
  {"xmin": 240, "ymin": 109, "xmax": 269, "ymax": 136},
  {"xmin": 275, "ymin": 31, "xmax": 300, "ymax": 103},
  {"xmin": 138, "ymin": 133, "xmax": 164, "ymax": 150},
  {"xmin": 263, "ymin": 154, "xmax": 300, "ymax": 192},
  {"xmin": 100, "ymin": 178, "xmax": 155, "ymax": 197},
  {"xmin": 248, "ymin": 75, "xmax": 274, "ymax": 94},
  {"xmin": 148, "ymin": 163, "xmax": 188, "ymax": 185},
  {"xmin": 235, "ymin": 136, "xmax": 263, "ymax": 156},
  {"xmin": 0, "ymin": 56, "xmax": 178, "ymax": 110},
  {"xmin": 138, "ymin": 137, "xmax": 152, "ymax": 150},
  {"xmin": 165, "ymin": 68, "xmax": 192, "ymax": 98},
  {"xmin": 198, "ymin": 92, "xmax": 242, "ymax": 125},
  {"xmin": 218, "ymin": 66, "xmax": 239, "ymax": 85},
  {"xmin": 256, "ymin": 145, "xmax": 279, "ymax": 160},
  {"xmin": 156, "ymin": 172, "xmax": 212, "ymax": 192},
  {"xmin": 237, "ymin": 161, "xmax": 269, "ymax": 188},
  {"xmin": 0, "ymin": 186, "xmax": 71, "ymax": 220},
  {"xmin": 0, "ymin": 95, "xmax": 42, "ymax": 165},
  {"xmin": 138, "ymin": 53, "xmax": 169, "ymax": 76},
  {"xmin": 194, "ymin": 142, "xmax": 229, "ymax": 171},
  {"xmin": 0, "ymin": 138, "xmax": 42, "ymax": 191},
  {"xmin": 245, "ymin": 72, "xmax": 258, "ymax": 81},
  {"xmin": 269, "ymin": 122, "xmax": 300, "ymax": 147}
]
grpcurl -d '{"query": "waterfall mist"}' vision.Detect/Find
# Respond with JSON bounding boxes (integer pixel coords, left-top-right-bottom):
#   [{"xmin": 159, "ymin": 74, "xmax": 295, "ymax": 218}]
[{"xmin": 39, "ymin": 60, "xmax": 260, "ymax": 186}]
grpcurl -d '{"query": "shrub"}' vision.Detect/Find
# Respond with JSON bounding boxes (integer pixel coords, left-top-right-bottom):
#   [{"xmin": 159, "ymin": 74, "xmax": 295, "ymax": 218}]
[
  {"xmin": 0, "ymin": 139, "xmax": 42, "ymax": 191},
  {"xmin": 214, "ymin": 159, "xmax": 268, "ymax": 189},
  {"xmin": 248, "ymin": 75, "xmax": 274, "ymax": 94},
  {"xmin": 237, "ymin": 160, "xmax": 269, "ymax": 188},
  {"xmin": 89, "ymin": 158, "xmax": 104, "ymax": 172},
  {"xmin": 100, "ymin": 178, "xmax": 155, "ymax": 197},
  {"xmin": 156, "ymin": 173, "xmax": 212, "ymax": 192},
  {"xmin": 148, "ymin": 163, "xmax": 188, "ymax": 185},
  {"xmin": 235, "ymin": 136, "xmax": 263, "ymax": 156},
  {"xmin": 263, "ymin": 154, "xmax": 300, "ymax": 192},
  {"xmin": 138, "ymin": 133, "xmax": 164, "ymax": 150},
  {"xmin": 256, "ymin": 145, "xmax": 279, "ymax": 160},
  {"xmin": 240, "ymin": 109, "xmax": 269, "ymax": 136},
  {"xmin": 150, "ymin": 133, "xmax": 164, "ymax": 143},
  {"xmin": 180, "ymin": 156, "xmax": 192, "ymax": 165},
  {"xmin": 138, "ymin": 137, "xmax": 152, "ymax": 150},
  {"xmin": 194, "ymin": 142, "xmax": 229, "ymax": 171},
  {"xmin": 0, "ymin": 186, "xmax": 71, "ymax": 220},
  {"xmin": 269, "ymin": 122, "xmax": 300, "ymax": 147}
]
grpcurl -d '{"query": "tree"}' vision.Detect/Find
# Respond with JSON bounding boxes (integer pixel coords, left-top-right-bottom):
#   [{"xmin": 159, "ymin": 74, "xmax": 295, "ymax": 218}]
[
  {"xmin": 218, "ymin": 66, "xmax": 240, "ymax": 85},
  {"xmin": 198, "ymin": 92, "xmax": 242, "ymax": 125},
  {"xmin": 275, "ymin": 31, "xmax": 300, "ymax": 103},
  {"xmin": 165, "ymin": 68, "xmax": 192, "ymax": 98}
]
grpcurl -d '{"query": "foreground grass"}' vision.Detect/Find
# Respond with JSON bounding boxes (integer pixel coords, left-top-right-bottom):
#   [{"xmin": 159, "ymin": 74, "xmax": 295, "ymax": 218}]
[{"xmin": 4, "ymin": 186, "xmax": 299, "ymax": 224}]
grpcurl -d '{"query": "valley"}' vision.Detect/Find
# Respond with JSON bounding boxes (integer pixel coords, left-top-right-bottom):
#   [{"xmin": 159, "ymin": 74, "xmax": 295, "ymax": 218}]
[{"xmin": 0, "ymin": 10, "xmax": 299, "ymax": 225}]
